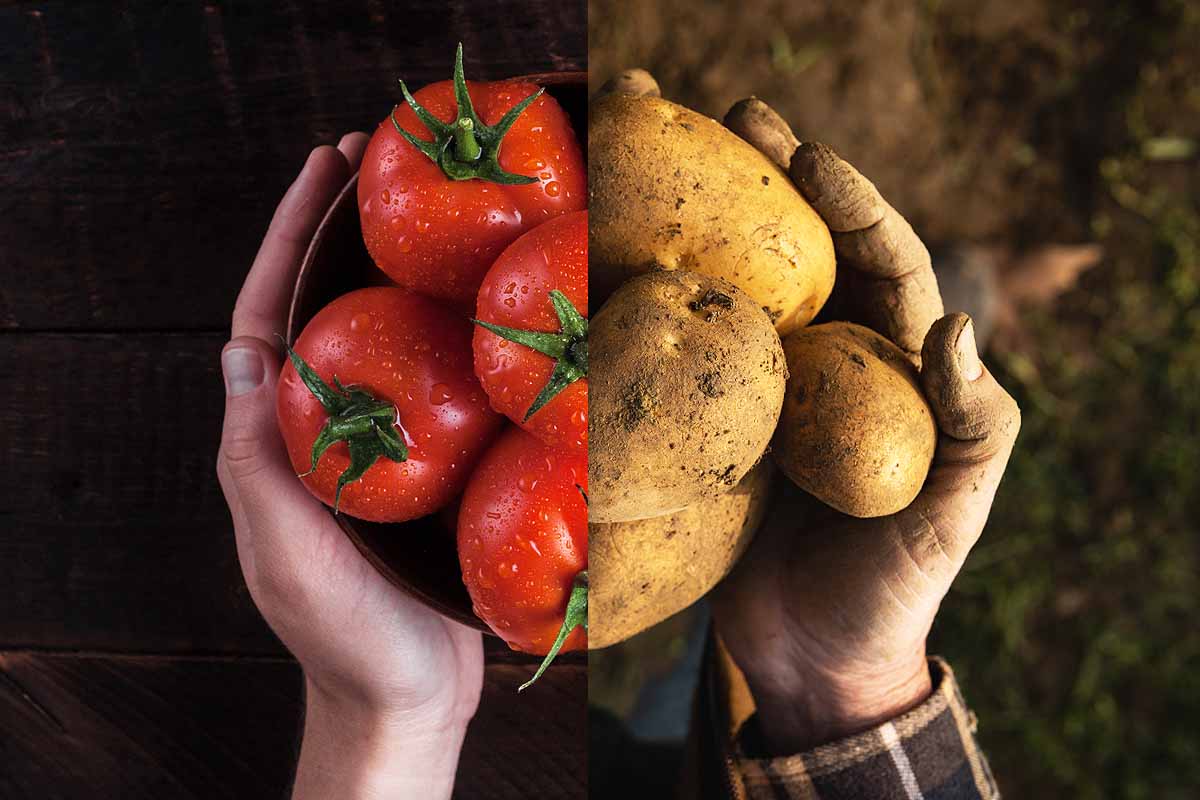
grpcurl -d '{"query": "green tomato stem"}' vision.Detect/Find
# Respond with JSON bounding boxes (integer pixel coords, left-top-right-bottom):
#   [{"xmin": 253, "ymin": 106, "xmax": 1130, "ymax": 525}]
[
  {"xmin": 472, "ymin": 289, "xmax": 588, "ymax": 422},
  {"xmin": 520, "ymin": 571, "xmax": 588, "ymax": 692},
  {"xmin": 453, "ymin": 118, "xmax": 482, "ymax": 162},
  {"xmin": 281, "ymin": 338, "xmax": 408, "ymax": 513},
  {"xmin": 390, "ymin": 43, "xmax": 542, "ymax": 185}
]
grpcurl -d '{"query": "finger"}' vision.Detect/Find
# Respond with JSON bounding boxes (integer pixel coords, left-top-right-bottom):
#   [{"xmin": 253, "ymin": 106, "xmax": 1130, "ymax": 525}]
[
  {"xmin": 216, "ymin": 452, "xmax": 257, "ymax": 583},
  {"xmin": 921, "ymin": 313, "xmax": 1020, "ymax": 449},
  {"xmin": 336, "ymin": 131, "xmax": 370, "ymax": 170},
  {"xmin": 912, "ymin": 313, "xmax": 1021, "ymax": 559},
  {"xmin": 593, "ymin": 68, "xmax": 661, "ymax": 101},
  {"xmin": 232, "ymin": 145, "xmax": 351, "ymax": 343},
  {"xmin": 723, "ymin": 97, "xmax": 799, "ymax": 172},
  {"xmin": 791, "ymin": 142, "xmax": 943, "ymax": 360},
  {"xmin": 218, "ymin": 337, "xmax": 330, "ymax": 572}
]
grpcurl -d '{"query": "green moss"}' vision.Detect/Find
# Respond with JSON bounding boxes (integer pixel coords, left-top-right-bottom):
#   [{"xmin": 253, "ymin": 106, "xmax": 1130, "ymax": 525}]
[{"xmin": 934, "ymin": 5, "xmax": 1200, "ymax": 794}]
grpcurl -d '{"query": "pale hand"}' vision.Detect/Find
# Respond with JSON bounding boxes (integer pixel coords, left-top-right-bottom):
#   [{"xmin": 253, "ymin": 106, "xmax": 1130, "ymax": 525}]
[{"xmin": 216, "ymin": 137, "xmax": 483, "ymax": 798}]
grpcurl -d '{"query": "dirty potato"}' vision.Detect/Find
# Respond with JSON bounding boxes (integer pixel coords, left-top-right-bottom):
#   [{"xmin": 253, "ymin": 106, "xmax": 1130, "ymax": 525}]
[
  {"xmin": 589, "ymin": 93, "xmax": 836, "ymax": 335},
  {"xmin": 589, "ymin": 461, "xmax": 773, "ymax": 649},
  {"xmin": 589, "ymin": 270, "xmax": 786, "ymax": 523},
  {"xmin": 773, "ymin": 322, "xmax": 937, "ymax": 518}
]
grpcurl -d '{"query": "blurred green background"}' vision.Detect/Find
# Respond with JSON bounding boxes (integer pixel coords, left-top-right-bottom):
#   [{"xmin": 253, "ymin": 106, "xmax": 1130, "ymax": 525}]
[{"xmin": 589, "ymin": 1, "xmax": 1200, "ymax": 797}]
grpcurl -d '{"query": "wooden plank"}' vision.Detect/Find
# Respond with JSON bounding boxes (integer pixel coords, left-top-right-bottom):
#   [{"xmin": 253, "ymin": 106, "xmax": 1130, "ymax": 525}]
[
  {"xmin": 0, "ymin": 652, "xmax": 585, "ymax": 799},
  {"xmin": 0, "ymin": 1, "xmax": 585, "ymax": 332},
  {"xmin": 0, "ymin": 332, "xmax": 582, "ymax": 662},
  {"xmin": 0, "ymin": 332, "xmax": 228, "ymax": 525}
]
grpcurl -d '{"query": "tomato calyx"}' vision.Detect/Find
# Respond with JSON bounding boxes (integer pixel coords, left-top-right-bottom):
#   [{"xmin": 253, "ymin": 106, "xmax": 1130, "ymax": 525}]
[
  {"xmin": 392, "ymin": 43, "xmax": 544, "ymax": 186},
  {"xmin": 519, "ymin": 570, "xmax": 588, "ymax": 692},
  {"xmin": 474, "ymin": 289, "xmax": 588, "ymax": 421},
  {"xmin": 282, "ymin": 339, "xmax": 408, "ymax": 512}
]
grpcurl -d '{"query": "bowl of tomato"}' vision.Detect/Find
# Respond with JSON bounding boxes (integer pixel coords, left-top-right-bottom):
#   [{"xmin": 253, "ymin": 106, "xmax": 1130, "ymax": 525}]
[{"xmin": 283, "ymin": 67, "xmax": 587, "ymax": 645}]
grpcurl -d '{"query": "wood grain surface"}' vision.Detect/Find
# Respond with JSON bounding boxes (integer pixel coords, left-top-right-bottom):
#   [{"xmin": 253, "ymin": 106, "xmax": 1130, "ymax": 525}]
[
  {"xmin": 0, "ymin": 0, "xmax": 584, "ymax": 332},
  {"xmin": 0, "ymin": 653, "xmax": 586, "ymax": 799},
  {"xmin": 0, "ymin": 1, "xmax": 586, "ymax": 797}
]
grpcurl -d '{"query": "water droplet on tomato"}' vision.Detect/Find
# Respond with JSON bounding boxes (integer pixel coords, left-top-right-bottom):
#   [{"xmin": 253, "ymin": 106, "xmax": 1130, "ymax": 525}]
[
  {"xmin": 396, "ymin": 235, "xmax": 412, "ymax": 253},
  {"xmin": 381, "ymin": 189, "xmax": 391, "ymax": 204},
  {"xmin": 350, "ymin": 312, "xmax": 371, "ymax": 332},
  {"xmin": 517, "ymin": 474, "xmax": 539, "ymax": 493},
  {"xmin": 524, "ymin": 158, "xmax": 545, "ymax": 171},
  {"xmin": 520, "ymin": 285, "xmax": 529, "ymax": 294},
  {"xmin": 544, "ymin": 181, "xmax": 561, "ymax": 197},
  {"xmin": 476, "ymin": 567, "xmax": 495, "ymax": 590},
  {"xmin": 429, "ymin": 383, "xmax": 453, "ymax": 405},
  {"xmin": 503, "ymin": 297, "xmax": 516, "ymax": 308},
  {"xmin": 396, "ymin": 184, "xmax": 409, "ymax": 194}
]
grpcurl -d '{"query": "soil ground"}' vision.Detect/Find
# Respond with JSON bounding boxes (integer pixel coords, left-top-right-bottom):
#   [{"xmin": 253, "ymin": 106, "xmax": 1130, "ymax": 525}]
[{"xmin": 589, "ymin": 2, "xmax": 1200, "ymax": 797}]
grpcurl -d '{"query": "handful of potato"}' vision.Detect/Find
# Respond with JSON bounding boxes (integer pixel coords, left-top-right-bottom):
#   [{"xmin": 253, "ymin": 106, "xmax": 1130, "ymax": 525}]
[{"xmin": 588, "ymin": 86, "xmax": 938, "ymax": 647}]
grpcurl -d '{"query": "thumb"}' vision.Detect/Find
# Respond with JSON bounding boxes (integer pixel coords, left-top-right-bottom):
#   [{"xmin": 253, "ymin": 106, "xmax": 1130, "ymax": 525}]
[
  {"xmin": 920, "ymin": 313, "xmax": 1021, "ymax": 455},
  {"xmin": 219, "ymin": 336, "xmax": 290, "ymax": 485},
  {"xmin": 218, "ymin": 336, "xmax": 324, "ymax": 527},
  {"xmin": 723, "ymin": 96, "xmax": 799, "ymax": 172},
  {"xmin": 912, "ymin": 313, "xmax": 1021, "ymax": 560},
  {"xmin": 218, "ymin": 335, "xmax": 330, "ymax": 595}
]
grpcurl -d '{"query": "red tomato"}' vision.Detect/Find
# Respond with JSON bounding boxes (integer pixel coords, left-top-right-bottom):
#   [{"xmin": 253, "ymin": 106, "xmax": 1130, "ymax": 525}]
[
  {"xmin": 358, "ymin": 48, "xmax": 585, "ymax": 305},
  {"xmin": 277, "ymin": 287, "xmax": 502, "ymax": 523},
  {"xmin": 473, "ymin": 210, "xmax": 587, "ymax": 452},
  {"xmin": 458, "ymin": 426, "xmax": 587, "ymax": 676}
]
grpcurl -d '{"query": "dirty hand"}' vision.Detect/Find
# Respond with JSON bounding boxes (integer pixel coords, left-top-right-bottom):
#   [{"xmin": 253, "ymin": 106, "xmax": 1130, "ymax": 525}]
[
  {"xmin": 710, "ymin": 95, "xmax": 1022, "ymax": 753},
  {"xmin": 216, "ymin": 138, "xmax": 482, "ymax": 799}
]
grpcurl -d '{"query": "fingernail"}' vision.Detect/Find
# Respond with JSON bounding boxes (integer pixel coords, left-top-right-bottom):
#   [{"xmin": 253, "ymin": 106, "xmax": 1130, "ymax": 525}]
[
  {"xmin": 955, "ymin": 319, "xmax": 983, "ymax": 381},
  {"xmin": 222, "ymin": 347, "xmax": 265, "ymax": 397}
]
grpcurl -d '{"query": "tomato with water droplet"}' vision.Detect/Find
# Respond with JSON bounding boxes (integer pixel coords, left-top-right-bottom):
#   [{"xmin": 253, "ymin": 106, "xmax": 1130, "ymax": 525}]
[
  {"xmin": 357, "ymin": 53, "xmax": 585, "ymax": 304},
  {"xmin": 473, "ymin": 211, "xmax": 588, "ymax": 452},
  {"xmin": 277, "ymin": 287, "xmax": 503, "ymax": 522},
  {"xmin": 457, "ymin": 426, "xmax": 587, "ymax": 661}
]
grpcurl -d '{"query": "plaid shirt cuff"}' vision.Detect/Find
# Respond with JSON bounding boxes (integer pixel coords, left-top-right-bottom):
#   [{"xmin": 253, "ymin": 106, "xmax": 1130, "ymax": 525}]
[{"xmin": 727, "ymin": 657, "xmax": 999, "ymax": 800}]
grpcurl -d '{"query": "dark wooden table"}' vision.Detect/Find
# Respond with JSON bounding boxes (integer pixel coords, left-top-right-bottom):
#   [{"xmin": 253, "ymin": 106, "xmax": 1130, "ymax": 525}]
[{"xmin": 0, "ymin": 2, "xmax": 585, "ymax": 797}]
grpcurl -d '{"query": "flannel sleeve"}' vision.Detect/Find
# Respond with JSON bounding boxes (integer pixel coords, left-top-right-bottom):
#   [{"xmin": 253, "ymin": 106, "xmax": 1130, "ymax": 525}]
[{"xmin": 695, "ymin": 635, "xmax": 1000, "ymax": 800}]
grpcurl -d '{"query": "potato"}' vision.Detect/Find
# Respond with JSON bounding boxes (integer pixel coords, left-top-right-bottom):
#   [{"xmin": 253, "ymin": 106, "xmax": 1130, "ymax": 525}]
[
  {"xmin": 589, "ymin": 270, "xmax": 785, "ymax": 523},
  {"xmin": 589, "ymin": 461, "xmax": 773, "ymax": 649},
  {"xmin": 773, "ymin": 322, "xmax": 936, "ymax": 517},
  {"xmin": 589, "ymin": 93, "xmax": 836, "ymax": 335}
]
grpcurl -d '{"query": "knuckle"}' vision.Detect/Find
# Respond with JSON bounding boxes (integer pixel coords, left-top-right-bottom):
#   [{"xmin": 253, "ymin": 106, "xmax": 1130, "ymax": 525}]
[{"xmin": 220, "ymin": 428, "xmax": 269, "ymax": 481}]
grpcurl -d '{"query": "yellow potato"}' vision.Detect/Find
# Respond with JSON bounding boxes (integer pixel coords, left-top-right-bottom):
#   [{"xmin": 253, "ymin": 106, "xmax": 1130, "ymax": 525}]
[
  {"xmin": 589, "ymin": 93, "xmax": 836, "ymax": 335},
  {"xmin": 589, "ymin": 270, "xmax": 785, "ymax": 523},
  {"xmin": 589, "ymin": 461, "xmax": 773, "ymax": 649},
  {"xmin": 773, "ymin": 322, "xmax": 937, "ymax": 517}
]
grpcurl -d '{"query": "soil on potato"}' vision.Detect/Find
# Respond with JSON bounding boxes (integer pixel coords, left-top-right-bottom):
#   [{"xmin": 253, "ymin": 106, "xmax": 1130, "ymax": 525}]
[{"xmin": 590, "ymin": 1, "xmax": 1200, "ymax": 797}]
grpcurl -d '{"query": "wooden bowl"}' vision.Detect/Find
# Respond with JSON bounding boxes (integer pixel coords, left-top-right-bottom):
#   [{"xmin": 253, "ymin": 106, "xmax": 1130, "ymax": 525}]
[{"xmin": 286, "ymin": 72, "xmax": 586, "ymax": 637}]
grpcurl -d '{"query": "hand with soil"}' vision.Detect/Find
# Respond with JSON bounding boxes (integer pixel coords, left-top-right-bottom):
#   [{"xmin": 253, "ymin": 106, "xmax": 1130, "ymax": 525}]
[
  {"xmin": 216, "ymin": 139, "xmax": 482, "ymax": 799},
  {"xmin": 709, "ymin": 97, "xmax": 1022, "ymax": 754}
]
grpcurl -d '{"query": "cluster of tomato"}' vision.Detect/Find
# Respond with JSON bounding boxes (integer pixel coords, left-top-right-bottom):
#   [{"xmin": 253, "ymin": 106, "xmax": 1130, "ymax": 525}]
[{"xmin": 275, "ymin": 47, "xmax": 587, "ymax": 686}]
